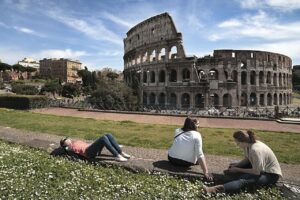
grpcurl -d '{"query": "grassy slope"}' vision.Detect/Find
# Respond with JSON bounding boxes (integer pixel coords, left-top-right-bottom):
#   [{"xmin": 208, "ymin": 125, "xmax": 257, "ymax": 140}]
[{"xmin": 0, "ymin": 108, "xmax": 299, "ymax": 164}]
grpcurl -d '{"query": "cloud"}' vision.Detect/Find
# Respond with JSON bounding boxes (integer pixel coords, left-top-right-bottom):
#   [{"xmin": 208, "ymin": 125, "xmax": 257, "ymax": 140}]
[
  {"xmin": 238, "ymin": 0, "xmax": 300, "ymax": 11},
  {"xmin": 13, "ymin": 26, "xmax": 44, "ymax": 37},
  {"xmin": 32, "ymin": 49, "xmax": 87, "ymax": 60},
  {"xmin": 46, "ymin": 9, "xmax": 123, "ymax": 45},
  {"xmin": 102, "ymin": 12, "xmax": 134, "ymax": 28},
  {"xmin": 211, "ymin": 10, "xmax": 300, "ymax": 41}
]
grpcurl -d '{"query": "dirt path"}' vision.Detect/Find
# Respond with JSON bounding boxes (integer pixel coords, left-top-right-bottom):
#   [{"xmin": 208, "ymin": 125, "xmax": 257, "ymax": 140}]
[{"xmin": 33, "ymin": 108, "xmax": 300, "ymax": 133}]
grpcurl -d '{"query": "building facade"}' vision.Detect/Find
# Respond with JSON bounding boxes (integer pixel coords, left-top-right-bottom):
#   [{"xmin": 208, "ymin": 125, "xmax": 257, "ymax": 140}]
[
  {"xmin": 123, "ymin": 13, "xmax": 293, "ymax": 109},
  {"xmin": 18, "ymin": 58, "xmax": 40, "ymax": 70},
  {"xmin": 39, "ymin": 58, "xmax": 82, "ymax": 83}
]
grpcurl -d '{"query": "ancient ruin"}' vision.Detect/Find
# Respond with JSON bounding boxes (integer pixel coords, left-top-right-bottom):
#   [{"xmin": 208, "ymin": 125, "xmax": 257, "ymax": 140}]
[{"xmin": 123, "ymin": 13, "xmax": 293, "ymax": 109}]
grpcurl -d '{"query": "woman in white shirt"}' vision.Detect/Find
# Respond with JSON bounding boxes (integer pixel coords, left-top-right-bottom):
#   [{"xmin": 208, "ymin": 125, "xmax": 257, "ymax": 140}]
[
  {"xmin": 204, "ymin": 130, "xmax": 282, "ymax": 194},
  {"xmin": 168, "ymin": 117, "xmax": 212, "ymax": 181}
]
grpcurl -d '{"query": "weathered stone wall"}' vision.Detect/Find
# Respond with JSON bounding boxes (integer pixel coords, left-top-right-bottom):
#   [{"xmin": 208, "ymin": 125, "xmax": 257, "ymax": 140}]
[{"xmin": 123, "ymin": 13, "xmax": 293, "ymax": 109}]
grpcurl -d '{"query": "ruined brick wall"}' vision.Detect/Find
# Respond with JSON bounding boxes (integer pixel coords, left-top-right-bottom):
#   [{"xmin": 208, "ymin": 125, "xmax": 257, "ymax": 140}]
[{"xmin": 123, "ymin": 13, "xmax": 293, "ymax": 109}]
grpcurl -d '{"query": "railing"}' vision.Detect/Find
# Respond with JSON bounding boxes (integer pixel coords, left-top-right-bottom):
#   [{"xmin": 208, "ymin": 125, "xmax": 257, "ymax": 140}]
[{"xmin": 30, "ymin": 98, "xmax": 300, "ymax": 119}]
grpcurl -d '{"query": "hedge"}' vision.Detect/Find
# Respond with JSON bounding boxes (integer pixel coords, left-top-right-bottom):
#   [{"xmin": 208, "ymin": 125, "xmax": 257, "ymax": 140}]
[{"xmin": 0, "ymin": 95, "xmax": 48, "ymax": 110}]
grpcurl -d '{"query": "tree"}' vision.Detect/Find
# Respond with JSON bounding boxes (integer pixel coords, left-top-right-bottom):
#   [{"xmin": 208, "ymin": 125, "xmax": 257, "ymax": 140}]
[
  {"xmin": 40, "ymin": 80, "xmax": 62, "ymax": 97},
  {"xmin": 0, "ymin": 63, "xmax": 12, "ymax": 71},
  {"xmin": 106, "ymin": 71, "xmax": 119, "ymax": 81},
  {"xmin": 62, "ymin": 83, "xmax": 81, "ymax": 98},
  {"xmin": 12, "ymin": 64, "xmax": 26, "ymax": 72}
]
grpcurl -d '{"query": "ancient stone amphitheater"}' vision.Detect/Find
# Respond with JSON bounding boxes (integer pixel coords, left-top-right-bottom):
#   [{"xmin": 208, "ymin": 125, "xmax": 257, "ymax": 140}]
[{"xmin": 123, "ymin": 13, "xmax": 293, "ymax": 109}]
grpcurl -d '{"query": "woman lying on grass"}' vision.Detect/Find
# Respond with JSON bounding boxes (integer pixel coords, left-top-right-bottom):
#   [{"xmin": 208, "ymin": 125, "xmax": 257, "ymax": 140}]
[
  {"xmin": 204, "ymin": 130, "xmax": 282, "ymax": 194},
  {"xmin": 60, "ymin": 133, "xmax": 131, "ymax": 162}
]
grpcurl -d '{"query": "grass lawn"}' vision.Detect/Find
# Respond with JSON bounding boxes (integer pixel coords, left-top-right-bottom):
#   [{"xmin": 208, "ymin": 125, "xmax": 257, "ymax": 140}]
[
  {"xmin": 0, "ymin": 108, "xmax": 299, "ymax": 164},
  {"xmin": 0, "ymin": 140, "xmax": 285, "ymax": 199}
]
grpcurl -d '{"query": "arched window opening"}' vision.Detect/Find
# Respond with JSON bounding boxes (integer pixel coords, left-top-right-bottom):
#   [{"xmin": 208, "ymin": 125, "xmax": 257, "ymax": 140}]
[
  {"xmin": 209, "ymin": 69, "xmax": 218, "ymax": 80},
  {"xmin": 279, "ymin": 73, "xmax": 282, "ymax": 86},
  {"xmin": 259, "ymin": 94, "xmax": 264, "ymax": 106},
  {"xmin": 241, "ymin": 71, "xmax": 247, "ymax": 85},
  {"xmin": 250, "ymin": 71, "xmax": 256, "ymax": 85},
  {"xmin": 267, "ymin": 93, "xmax": 272, "ymax": 106},
  {"xmin": 267, "ymin": 72, "xmax": 271, "ymax": 84},
  {"xmin": 231, "ymin": 70, "xmax": 238, "ymax": 82},
  {"xmin": 212, "ymin": 94, "xmax": 219, "ymax": 107},
  {"xmin": 182, "ymin": 68, "xmax": 190, "ymax": 82},
  {"xmin": 143, "ymin": 93, "xmax": 147, "ymax": 105},
  {"xmin": 169, "ymin": 46, "xmax": 177, "ymax": 59},
  {"xmin": 224, "ymin": 71, "xmax": 228, "ymax": 80},
  {"xmin": 142, "ymin": 52, "xmax": 148, "ymax": 63},
  {"xmin": 195, "ymin": 94, "xmax": 204, "ymax": 108},
  {"xmin": 273, "ymin": 73, "xmax": 277, "ymax": 86},
  {"xmin": 169, "ymin": 69, "xmax": 177, "ymax": 82},
  {"xmin": 273, "ymin": 93, "xmax": 278, "ymax": 105},
  {"xmin": 250, "ymin": 93, "xmax": 257, "ymax": 106},
  {"xmin": 259, "ymin": 71, "xmax": 264, "ymax": 85},
  {"xmin": 158, "ymin": 93, "xmax": 165, "ymax": 106},
  {"xmin": 143, "ymin": 71, "xmax": 147, "ymax": 83},
  {"xmin": 150, "ymin": 50, "xmax": 156, "ymax": 62},
  {"xmin": 149, "ymin": 93, "xmax": 156, "ymax": 105},
  {"xmin": 241, "ymin": 93, "xmax": 247, "ymax": 106},
  {"xmin": 279, "ymin": 93, "xmax": 283, "ymax": 105},
  {"xmin": 159, "ymin": 70, "xmax": 166, "ymax": 83},
  {"xmin": 158, "ymin": 48, "xmax": 166, "ymax": 61},
  {"xmin": 181, "ymin": 93, "xmax": 190, "ymax": 108},
  {"xmin": 150, "ymin": 71, "xmax": 155, "ymax": 83},
  {"xmin": 170, "ymin": 93, "xmax": 177, "ymax": 107},
  {"xmin": 223, "ymin": 94, "xmax": 232, "ymax": 108}
]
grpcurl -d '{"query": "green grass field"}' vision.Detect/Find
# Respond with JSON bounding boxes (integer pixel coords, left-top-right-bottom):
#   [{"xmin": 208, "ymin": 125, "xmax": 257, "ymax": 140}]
[
  {"xmin": 0, "ymin": 108, "xmax": 299, "ymax": 164},
  {"xmin": 0, "ymin": 140, "xmax": 285, "ymax": 199}
]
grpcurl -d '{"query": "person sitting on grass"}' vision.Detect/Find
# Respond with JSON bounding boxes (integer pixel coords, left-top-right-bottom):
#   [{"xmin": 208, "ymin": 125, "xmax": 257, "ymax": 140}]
[
  {"xmin": 204, "ymin": 130, "xmax": 282, "ymax": 194},
  {"xmin": 168, "ymin": 117, "xmax": 213, "ymax": 181},
  {"xmin": 60, "ymin": 133, "xmax": 131, "ymax": 162}
]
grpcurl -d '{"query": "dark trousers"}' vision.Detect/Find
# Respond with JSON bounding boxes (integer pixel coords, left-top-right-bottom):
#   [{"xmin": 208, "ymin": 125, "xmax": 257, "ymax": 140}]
[
  {"xmin": 224, "ymin": 163, "xmax": 279, "ymax": 193},
  {"xmin": 168, "ymin": 155, "xmax": 194, "ymax": 167},
  {"xmin": 85, "ymin": 134, "xmax": 122, "ymax": 158}
]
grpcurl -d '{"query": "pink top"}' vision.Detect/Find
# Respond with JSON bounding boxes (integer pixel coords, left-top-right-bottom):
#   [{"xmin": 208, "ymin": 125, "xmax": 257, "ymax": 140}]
[{"xmin": 69, "ymin": 140, "xmax": 90, "ymax": 157}]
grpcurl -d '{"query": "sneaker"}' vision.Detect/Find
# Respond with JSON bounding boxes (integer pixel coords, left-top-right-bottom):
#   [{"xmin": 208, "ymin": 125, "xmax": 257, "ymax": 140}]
[
  {"xmin": 121, "ymin": 152, "xmax": 131, "ymax": 159},
  {"xmin": 115, "ymin": 155, "xmax": 128, "ymax": 162}
]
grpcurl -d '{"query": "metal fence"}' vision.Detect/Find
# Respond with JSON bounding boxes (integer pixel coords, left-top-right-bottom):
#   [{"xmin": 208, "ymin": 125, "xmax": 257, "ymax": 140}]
[{"xmin": 30, "ymin": 98, "xmax": 300, "ymax": 119}]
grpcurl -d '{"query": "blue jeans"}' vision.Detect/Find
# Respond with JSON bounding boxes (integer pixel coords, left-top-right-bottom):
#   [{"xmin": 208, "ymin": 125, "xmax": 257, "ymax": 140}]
[
  {"xmin": 223, "ymin": 172, "xmax": 279, "ymax": 193},
  {"xmin": 85, "ymin": 134, "xmax": 122, "ymax": 158}
]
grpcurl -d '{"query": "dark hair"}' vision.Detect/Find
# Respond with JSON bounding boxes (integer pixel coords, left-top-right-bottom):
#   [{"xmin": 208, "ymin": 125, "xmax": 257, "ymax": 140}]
[
  {"xmin": 60, "ymin": 137, "xmax": 69, "ymax": 148},
  {"xmin": 233, "ymin": 130, "xmax": 256, "ymax": 144},
  {"xmin": 182, "ymin": 117, "xmax": 198, "ymax": 132}
]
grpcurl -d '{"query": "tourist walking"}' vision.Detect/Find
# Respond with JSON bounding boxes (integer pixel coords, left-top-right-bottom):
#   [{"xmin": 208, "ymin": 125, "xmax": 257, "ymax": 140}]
[{"xmin": 168, "ymin": 117, "xmax": 213, "ymax": 181}]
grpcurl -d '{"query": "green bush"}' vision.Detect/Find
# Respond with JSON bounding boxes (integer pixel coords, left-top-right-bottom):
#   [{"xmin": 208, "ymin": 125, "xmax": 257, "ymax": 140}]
[
  {"xmin": 0, "ymin": 82, "xmax": 5, "ymax": 90},
  {"xmin": 12, "ymin": 84, "xmax": 39, "ymax": 95},
  {"xmin": 0, "ymin": 95, "xmax": 48, "ymax": 109}
]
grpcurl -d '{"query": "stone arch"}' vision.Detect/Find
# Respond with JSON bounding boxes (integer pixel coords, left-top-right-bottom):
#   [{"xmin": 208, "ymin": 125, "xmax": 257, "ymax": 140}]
[
  {"xmin": 283, "ymin": 93, "xmax": 286, "ymax": 105},
  {"xmin": 212, "ymin": 93, "xmax": 219, "ymax": 107},
  {"xmin": 158, "ymin": 48, "xmax": 166, "ymax": 61},
  {"xmin": 224, "ymin": 70, "xmax": 228, "ymax": 80},
  {"xmin": 143, "ymin": 92, "xmax": 147, "ymax": 105},
  {"xmin": 250, "ymin": 93, "xmax": 257, "ymax": 106},
  {"xmin": 150, "ymin": 50, "xmax": 156, "ymax": 62},
  {"xmin": 159, "ymin": 70, "xmax": 166, "ymax": 83},
  {"xmin": 182, "ymin": 68, "xmax": 190, "ymax": 81},
  {"xmin": 170, "ymin": 93, "xmax": 177, "ymax": 106},
  {"xmin": 169, "ymin": 69, "xmax": 177, "ymax": 82},
  {"xmin": 149, "ymin": 93, "xmax": 156, "ymax": 105},
  {"xmin": 136, "ymin": 55, "xmax": 141, "ymax": 64},
  {"xmin": 143, "ymin": 71, "xmax": 147, "ymax": 83},
  {"xmin": 158, "ymin": 93, "xmax": 165, "ymax": 106},
  {"xmin": 259, "ymin": 94, "xmax": 264, "ymax": 106},
  {"xmin": 231, "ymin": 70, "xmax": 238, "ymax": 82},
  {"xmin": 223, "ymin": 93, "xmax": 232, "ymax": 107},
  {"xmin": 241, "ymin": 71, "xmax": 247, "ymax": 85},
  {"xmin": 181, "ymin": 93, "xmax": 190, "ymax": 108},
  {"xmin": 210, "ymin": 69, "xmax": 218, "ymax": 80},
  {"xmin": 273, "ymin": 73, "xmax": 277, "ymax": 86},
  {"xmin": 267, "ymin": 71, "xmax": 271, "ymax": 84},
  {"xmin": 279, "ymin": 93, "xmax": 282, "ymax": 105},
  {"xmin": 150, "ymin": 71, "xmax": 155, "ymax": 83},
  {"xmin": 283, "ymin": 74, "xmax": 286, "ymax": 86},
  {"xmin": 142, "ymin": 52, "xmax": 148, "ymax": 63},
  {"xmin": 279, "ymin": 73, "xmax": 282, "ymax": 86},
  {"xmin": 250, "ymin": 71, "xmax": 256, "ymax": 85},
  {"xmin": 273, "ymin": 93, "xmax": 278, "ymax": 105},
  {"xmin": 241, "ymin": 93, "xmax": 247, "ymax": 106},
  {"xmin": 259, "ymin": 71, "xmax": 264, "ymax": 85},
  {"xmin": 195, "ymin": 93, "xmax": 204, "ymax": 108},
  {"xmin": 267, "ymin": 93, "xmax": 272, "ymax": 106},
  {"xmin": 169, "ymin": 46, "xmax": 177, "ymax": 59}
]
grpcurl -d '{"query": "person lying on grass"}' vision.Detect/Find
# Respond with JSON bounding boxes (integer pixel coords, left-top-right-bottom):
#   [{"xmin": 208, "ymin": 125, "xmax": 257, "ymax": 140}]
[
  {"xmin": 60, "ymin": 133, "xmax": 131, "ymax": 162},
  {"xmin": 168, "ymin": 117, "xmax": 213, "ymax": 181},
  {"xmin": 204, "ymin": 130, "xmax": 282, "ymax": 194}
]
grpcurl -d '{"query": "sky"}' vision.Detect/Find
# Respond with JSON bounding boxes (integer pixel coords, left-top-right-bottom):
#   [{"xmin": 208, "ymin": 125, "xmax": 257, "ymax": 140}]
[{"xmin": 0, "ymin": 0, "xmax": 300, "ymax": 71}]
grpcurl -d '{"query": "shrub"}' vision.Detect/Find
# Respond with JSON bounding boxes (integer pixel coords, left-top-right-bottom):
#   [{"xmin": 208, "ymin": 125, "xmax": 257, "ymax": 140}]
[
  {"xmin": 0, "ymin": 95, "xmax": 48, "ymax": 109},
  {"xmin": 62, "ymin": 83, "xmax": 81, "ymax": 98},
  {"xmin": 11, "ymin": 84, "xmax": 39, "ymax": 95}
]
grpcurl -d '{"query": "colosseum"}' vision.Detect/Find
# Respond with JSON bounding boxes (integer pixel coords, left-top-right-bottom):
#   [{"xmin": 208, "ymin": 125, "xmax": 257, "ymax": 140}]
[{"xmin": 123, "ymin": 13, "xmax": 293, "ymax": 110}]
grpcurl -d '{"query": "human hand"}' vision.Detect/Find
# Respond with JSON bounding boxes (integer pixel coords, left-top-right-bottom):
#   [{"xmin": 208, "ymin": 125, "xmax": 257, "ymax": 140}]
[
  {"xmin": 204, "ymin": 172, "xmax": 214, "ymax": 182},
  {"xmin": 228, "ymin": 166, "xmax": 239, "ymax": 173}
]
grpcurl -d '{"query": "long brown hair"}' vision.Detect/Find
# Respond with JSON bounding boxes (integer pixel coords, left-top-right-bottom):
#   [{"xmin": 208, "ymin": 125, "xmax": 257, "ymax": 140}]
[
  {"xmin": 233, "ymin": 130, "xmax": 256, "ymax": 144},
  {"xmin": 182, "ymin": 117, "xmax": 198, "ymax": 132}
]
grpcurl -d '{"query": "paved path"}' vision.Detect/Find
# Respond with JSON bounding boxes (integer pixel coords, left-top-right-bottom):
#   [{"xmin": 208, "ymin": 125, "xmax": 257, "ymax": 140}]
[{"xmin": 33, "ymin": 108, "xmax": 300, "ymax": 133}]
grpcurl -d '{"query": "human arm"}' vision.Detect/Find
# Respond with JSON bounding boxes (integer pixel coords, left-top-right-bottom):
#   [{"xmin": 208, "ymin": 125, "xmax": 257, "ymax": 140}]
[
  {"xmin": 198, "ymin": 156, "xmax": 213, "ymax": 181},
  {"xmin": 229, "ymin": 157, "xmax": 250, "ymax": 168},
  {"xmin": 227, "ymin": 166, "xmax": 260, "ymax": 175}
]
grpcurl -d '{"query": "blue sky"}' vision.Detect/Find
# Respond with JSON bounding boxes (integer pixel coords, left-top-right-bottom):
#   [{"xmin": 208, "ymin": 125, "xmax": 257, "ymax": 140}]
[{"xmin": 1, "ymin": 0, "xmax": 300, "ymax": 71}]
